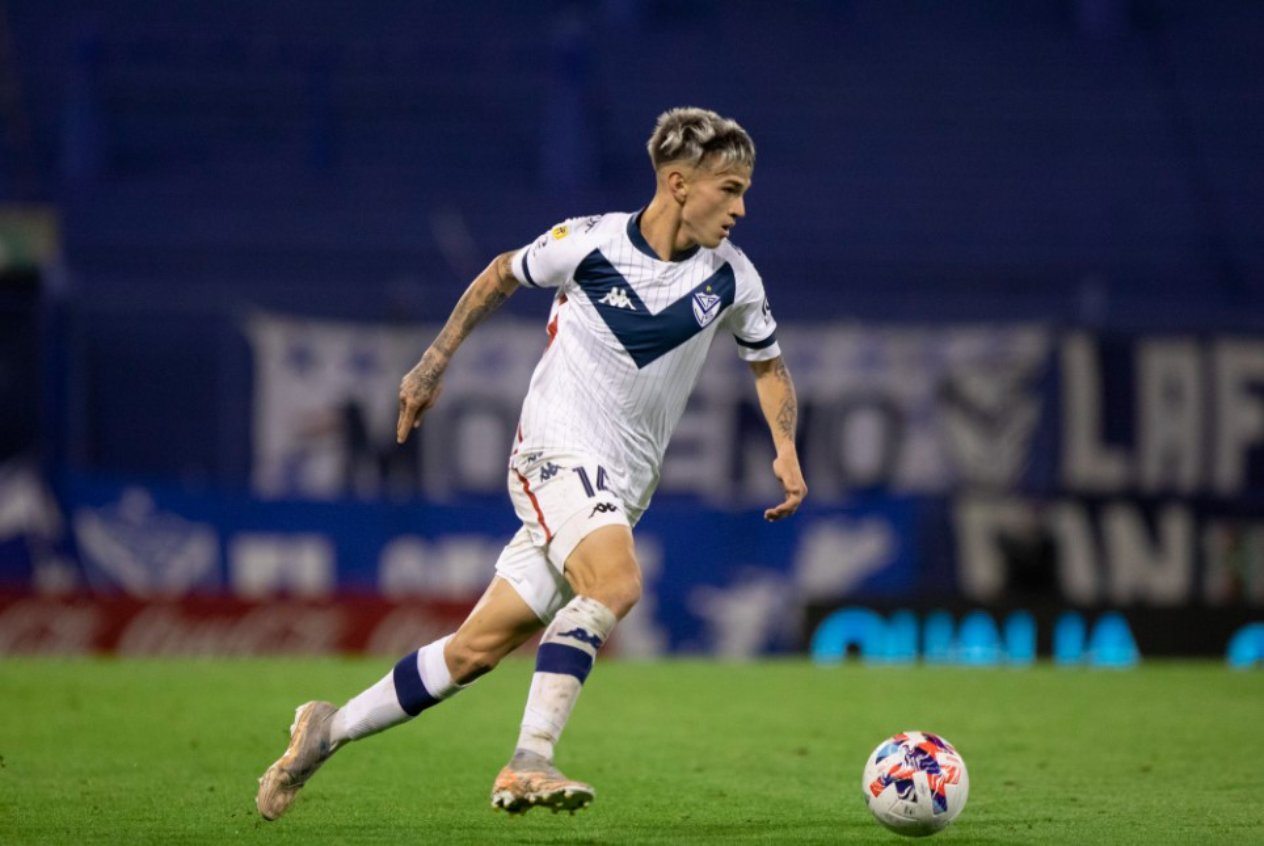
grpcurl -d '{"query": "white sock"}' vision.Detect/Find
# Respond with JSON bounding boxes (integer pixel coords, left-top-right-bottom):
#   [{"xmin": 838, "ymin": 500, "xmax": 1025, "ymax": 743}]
[
  {"xmin": 330, "ymin": 634, "xmax": 463, "ymax": 744},
  {"xmin": 515, "ymin": 596, "xmax": 618, "ymax": 761}
]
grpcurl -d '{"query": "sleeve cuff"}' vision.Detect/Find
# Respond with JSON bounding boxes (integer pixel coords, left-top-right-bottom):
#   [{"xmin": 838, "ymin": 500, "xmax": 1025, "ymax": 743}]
[
  {"xmin": 512, "ymin": 247, "xmax": 539, "ymax": 288},
  {"xmin": 735, "ymin": 332, "xmax": 777, "ymax": 351},
  {"xmin": 736, "ymin": 340, "xmax": 781, "ymax": 362}
]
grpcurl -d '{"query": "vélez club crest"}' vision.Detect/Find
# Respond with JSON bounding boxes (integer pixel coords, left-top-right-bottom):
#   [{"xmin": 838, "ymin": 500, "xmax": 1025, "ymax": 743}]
[{"xmin": 692, "ymin": 290, "xmax": 722, "ymax": 327}]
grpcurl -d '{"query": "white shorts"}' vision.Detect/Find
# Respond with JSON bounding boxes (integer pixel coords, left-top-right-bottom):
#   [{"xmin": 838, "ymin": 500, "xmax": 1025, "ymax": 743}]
[{"xmin": 494, "ymin": 451, "xmax": 630, "ymax": 622}]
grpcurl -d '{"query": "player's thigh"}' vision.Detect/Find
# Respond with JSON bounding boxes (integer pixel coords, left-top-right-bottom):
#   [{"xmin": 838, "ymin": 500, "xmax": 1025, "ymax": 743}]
[
  {"xmin": 494, "ymin": 525, "xmax": 576, "ymax": 624},
  {"xmin": 562, "ymin": 524, "xmax": 642, "ymax": 618},
  {"xmin": 506, "ymin": 451, "xmax": 639, "ymax": 614},
  {"xmin": 509, "ymin": 452, "xmax": 628, "ymax": 562}
]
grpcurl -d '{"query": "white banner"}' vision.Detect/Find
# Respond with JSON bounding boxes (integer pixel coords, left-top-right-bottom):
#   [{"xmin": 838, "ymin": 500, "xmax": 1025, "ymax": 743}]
[{"xmin": 246, "ymin": 312, "xmax": 1051, "ymax": 502}]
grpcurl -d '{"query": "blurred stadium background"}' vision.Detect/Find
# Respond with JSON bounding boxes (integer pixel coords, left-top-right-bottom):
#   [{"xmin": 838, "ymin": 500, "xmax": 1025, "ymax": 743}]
[{"xmin": 2, "ymin": 0, "xmax": 1264, "ymax": 666}]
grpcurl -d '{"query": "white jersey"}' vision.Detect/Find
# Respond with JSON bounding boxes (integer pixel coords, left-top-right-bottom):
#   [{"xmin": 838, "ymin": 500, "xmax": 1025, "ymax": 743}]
[{"xmin": 508, "ymin": 210, "xmax": 780, "ymax": 521}]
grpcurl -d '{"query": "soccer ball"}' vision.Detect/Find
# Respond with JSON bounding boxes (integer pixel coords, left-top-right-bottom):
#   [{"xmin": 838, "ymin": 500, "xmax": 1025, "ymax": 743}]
[{"xmin": 861, "ymin": 731, "xmax": 969, "ymax": 837}]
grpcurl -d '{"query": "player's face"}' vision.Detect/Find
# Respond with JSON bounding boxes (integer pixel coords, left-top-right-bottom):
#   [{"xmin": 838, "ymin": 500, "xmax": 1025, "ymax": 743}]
[{"xmin": 681, "ymin": 161, "xmax": 751, "ymax": 248}]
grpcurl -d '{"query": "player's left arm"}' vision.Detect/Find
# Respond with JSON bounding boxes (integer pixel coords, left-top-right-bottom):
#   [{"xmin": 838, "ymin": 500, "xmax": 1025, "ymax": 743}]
[{"xmin": 749, "ymin": 355, "xmax": 807, "ymax": 521}]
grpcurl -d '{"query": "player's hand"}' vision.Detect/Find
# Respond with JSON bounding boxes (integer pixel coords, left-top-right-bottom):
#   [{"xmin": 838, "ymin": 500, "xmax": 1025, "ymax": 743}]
[
  {"xmin": 764, "ymin": 450, "xmax": 806, "ymax": 521},
  {"xmin": 396, "ymin": 352, "xmax": 446, "ymax": 444}
]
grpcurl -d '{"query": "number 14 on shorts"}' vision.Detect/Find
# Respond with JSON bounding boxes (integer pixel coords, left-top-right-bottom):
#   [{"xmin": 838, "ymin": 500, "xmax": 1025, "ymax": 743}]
[{"xmin": 572, "ymin": 465, "xmax": 608, "ymax": 498}]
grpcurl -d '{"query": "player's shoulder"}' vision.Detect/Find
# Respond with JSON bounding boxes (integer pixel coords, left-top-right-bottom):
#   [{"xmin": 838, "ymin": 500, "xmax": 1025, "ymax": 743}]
[
  {"xmin": 552, "ymin": 212, "xmax": 624, "ymax": 245},
  {"xmin": 712, "ymin": 239, "xmax": 763, "ymax": 288},
  {"xmin": 520, "ymin": 213, "xmax": 617, "ymax": 280},
  {"xmin": 526, "ymin": 213, "xmax": 623, "ymax": 268}
]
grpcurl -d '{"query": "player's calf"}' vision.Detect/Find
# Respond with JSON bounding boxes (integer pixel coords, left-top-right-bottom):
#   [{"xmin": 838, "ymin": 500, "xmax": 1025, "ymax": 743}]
[
  {"xmin": 328, "ymin": 634, "xmax": 466, "ymax": 746},
  {"xmin": 445, "ymin": 630, "xmax": 513, "ymax": 683}
]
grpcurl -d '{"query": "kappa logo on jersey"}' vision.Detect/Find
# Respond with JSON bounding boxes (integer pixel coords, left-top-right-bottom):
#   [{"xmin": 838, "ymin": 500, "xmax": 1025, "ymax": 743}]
[
  {"xmin": 558, "ymin": 627, "xmax": 604, "ymax": 649},
  {"xmin": 692, "ymin": 288, "xmax": 722, "ymax": 327},
  {"xmin": 539, "ymin": 462, "xmax": 562, "ymax": 481},
  {"xmin": 598, "ymin": 288, "xmax": 636, "ymax": 310},
  {"xmin": 589, "ymin": 502, "xmax": 618, "ymax": 518}
]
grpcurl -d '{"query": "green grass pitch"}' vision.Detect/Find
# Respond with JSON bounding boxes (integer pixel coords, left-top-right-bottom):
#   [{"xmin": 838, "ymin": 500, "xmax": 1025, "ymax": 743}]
[{"xmin": 1, "ymin": 658, "xmax": 1260, "ymax": 843}]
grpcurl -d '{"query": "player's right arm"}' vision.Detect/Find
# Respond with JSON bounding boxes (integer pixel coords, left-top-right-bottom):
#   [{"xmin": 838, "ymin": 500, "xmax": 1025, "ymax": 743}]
[
  {"xmin": 396, "ymin": 218, "xmax": 593, "ymax": 443},
  {"xmin": 395, "ymin": 251, "xmax": 519, "ymax": 443}
]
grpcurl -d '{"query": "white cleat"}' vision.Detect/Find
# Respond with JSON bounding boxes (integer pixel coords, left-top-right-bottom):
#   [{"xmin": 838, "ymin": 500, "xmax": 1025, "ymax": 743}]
[{"xmin": 255, "ymin": 701, "xmax": 340, "ymax": 821}]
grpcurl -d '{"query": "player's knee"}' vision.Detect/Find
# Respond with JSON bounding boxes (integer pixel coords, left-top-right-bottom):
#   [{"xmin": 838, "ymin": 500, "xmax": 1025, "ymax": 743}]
[
  {"xmin": 566, "ymin": 552, "xmax": 641, "ymax": 618},
  {"xmin": 563, "ymin": 526, "xmax": 641, "ymax": 615},
  {"xmin": 588, "ymin": 566, "xmax": 641, "ymax": 619},
  {"xmin": 610, "ymin": 571, "xmax": 642, "ymax": 618}
]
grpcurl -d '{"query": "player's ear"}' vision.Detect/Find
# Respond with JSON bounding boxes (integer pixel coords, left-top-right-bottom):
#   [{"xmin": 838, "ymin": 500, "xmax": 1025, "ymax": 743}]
[{"xmin": 666, "ymin": 167, "xmax": 689, "ymax": 204}]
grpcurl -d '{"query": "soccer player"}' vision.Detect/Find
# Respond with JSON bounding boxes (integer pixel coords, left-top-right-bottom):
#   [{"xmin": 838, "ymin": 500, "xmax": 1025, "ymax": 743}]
[{"xmin": 256, "ymin": 107, "xmax": 806, "ymax": 819}]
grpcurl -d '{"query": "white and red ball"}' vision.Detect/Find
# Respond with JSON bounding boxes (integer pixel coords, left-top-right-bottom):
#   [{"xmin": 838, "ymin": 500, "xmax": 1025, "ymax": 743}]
[{"xmin": 861, "ymin": 731, "xmax": 969, "ymax": 837}]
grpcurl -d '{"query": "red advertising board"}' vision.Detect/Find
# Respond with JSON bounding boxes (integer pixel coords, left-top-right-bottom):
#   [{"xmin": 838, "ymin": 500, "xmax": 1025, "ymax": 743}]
[{"xmin": 0, "ymin": 595, "xmax": 475, "ymax": 656}]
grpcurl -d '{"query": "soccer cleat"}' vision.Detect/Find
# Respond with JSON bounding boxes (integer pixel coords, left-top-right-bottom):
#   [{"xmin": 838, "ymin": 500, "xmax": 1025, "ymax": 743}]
[
  {"xmin": 256, "ymin": 700, "xmax": 340, "ymax": 821},
  {"xmin": 490, "ymin": 750, "xmax": 595, "ymax": 815}
]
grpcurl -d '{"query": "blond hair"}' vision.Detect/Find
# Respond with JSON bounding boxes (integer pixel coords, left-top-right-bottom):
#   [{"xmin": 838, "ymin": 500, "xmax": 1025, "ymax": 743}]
[{"xmin": 647, "ymin": 107, "xmax": 755, "ymax": 171}]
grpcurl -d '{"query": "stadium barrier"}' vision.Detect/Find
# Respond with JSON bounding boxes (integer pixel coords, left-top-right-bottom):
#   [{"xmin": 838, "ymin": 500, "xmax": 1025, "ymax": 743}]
[{"xmin": 0, "ymin": 594, "xmax": 473, "ymax": 657}]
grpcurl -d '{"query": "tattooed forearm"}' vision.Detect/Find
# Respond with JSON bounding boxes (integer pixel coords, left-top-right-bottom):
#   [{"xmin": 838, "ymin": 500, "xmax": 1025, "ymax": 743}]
[
  {"xmin": 773, "ymin": 368, "xmax": 797, "ymax": 443},
  {"xmin": 751, "ymin": 356, "xmax": 799, "ymax": 451},
  {"xmin": 397, "ymin": 252, "xmax": 519, "ymax": 442},
  {"xmin": 775, "ymin": 393, "xmax": 796, "ymax": 442},
  {"xmin": 432, "ymin": 287, "xmax": 508, "ymax": 357},
  {"xmin": 429, "ymin": 252, "xmax": 518, "ymax": 360}
]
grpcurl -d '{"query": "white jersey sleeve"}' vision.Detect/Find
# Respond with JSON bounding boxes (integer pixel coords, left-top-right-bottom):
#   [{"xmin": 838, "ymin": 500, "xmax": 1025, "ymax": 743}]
[
  {"xmin": 510, "ymin": 216, "xmax": 602, "ymax": 290},
  {"xmin": 724, "ymin": 249, "xmax": 781, "ymax": 362}
]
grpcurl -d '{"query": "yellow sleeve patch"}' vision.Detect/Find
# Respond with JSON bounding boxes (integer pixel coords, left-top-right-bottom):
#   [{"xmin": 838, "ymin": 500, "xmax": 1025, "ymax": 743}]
[{"xmin": 551, "ymin": 224, "xmax": 569, "ymax": 240}]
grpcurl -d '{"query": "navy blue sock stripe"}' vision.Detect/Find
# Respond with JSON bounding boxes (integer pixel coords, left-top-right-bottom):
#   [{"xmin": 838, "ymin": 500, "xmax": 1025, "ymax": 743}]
[
  {"xmin": 536, "ymin": 642, "xmax": 595, "ymax": 683},
  {"xmin": 393, "ymin": 652, "xmax": 439, "ymax": 717}
]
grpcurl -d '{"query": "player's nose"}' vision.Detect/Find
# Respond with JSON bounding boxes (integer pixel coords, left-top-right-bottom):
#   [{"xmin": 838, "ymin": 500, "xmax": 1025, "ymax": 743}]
[{"xmin": 732, "ymin": 196, "xmax": 746, "ymax": 219}]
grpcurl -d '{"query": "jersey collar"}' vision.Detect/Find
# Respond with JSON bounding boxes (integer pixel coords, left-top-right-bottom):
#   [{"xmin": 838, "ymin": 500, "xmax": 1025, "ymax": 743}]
[{"xmin": 628, "ymin": 209, "xmax": 702, "ymax": 263}]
